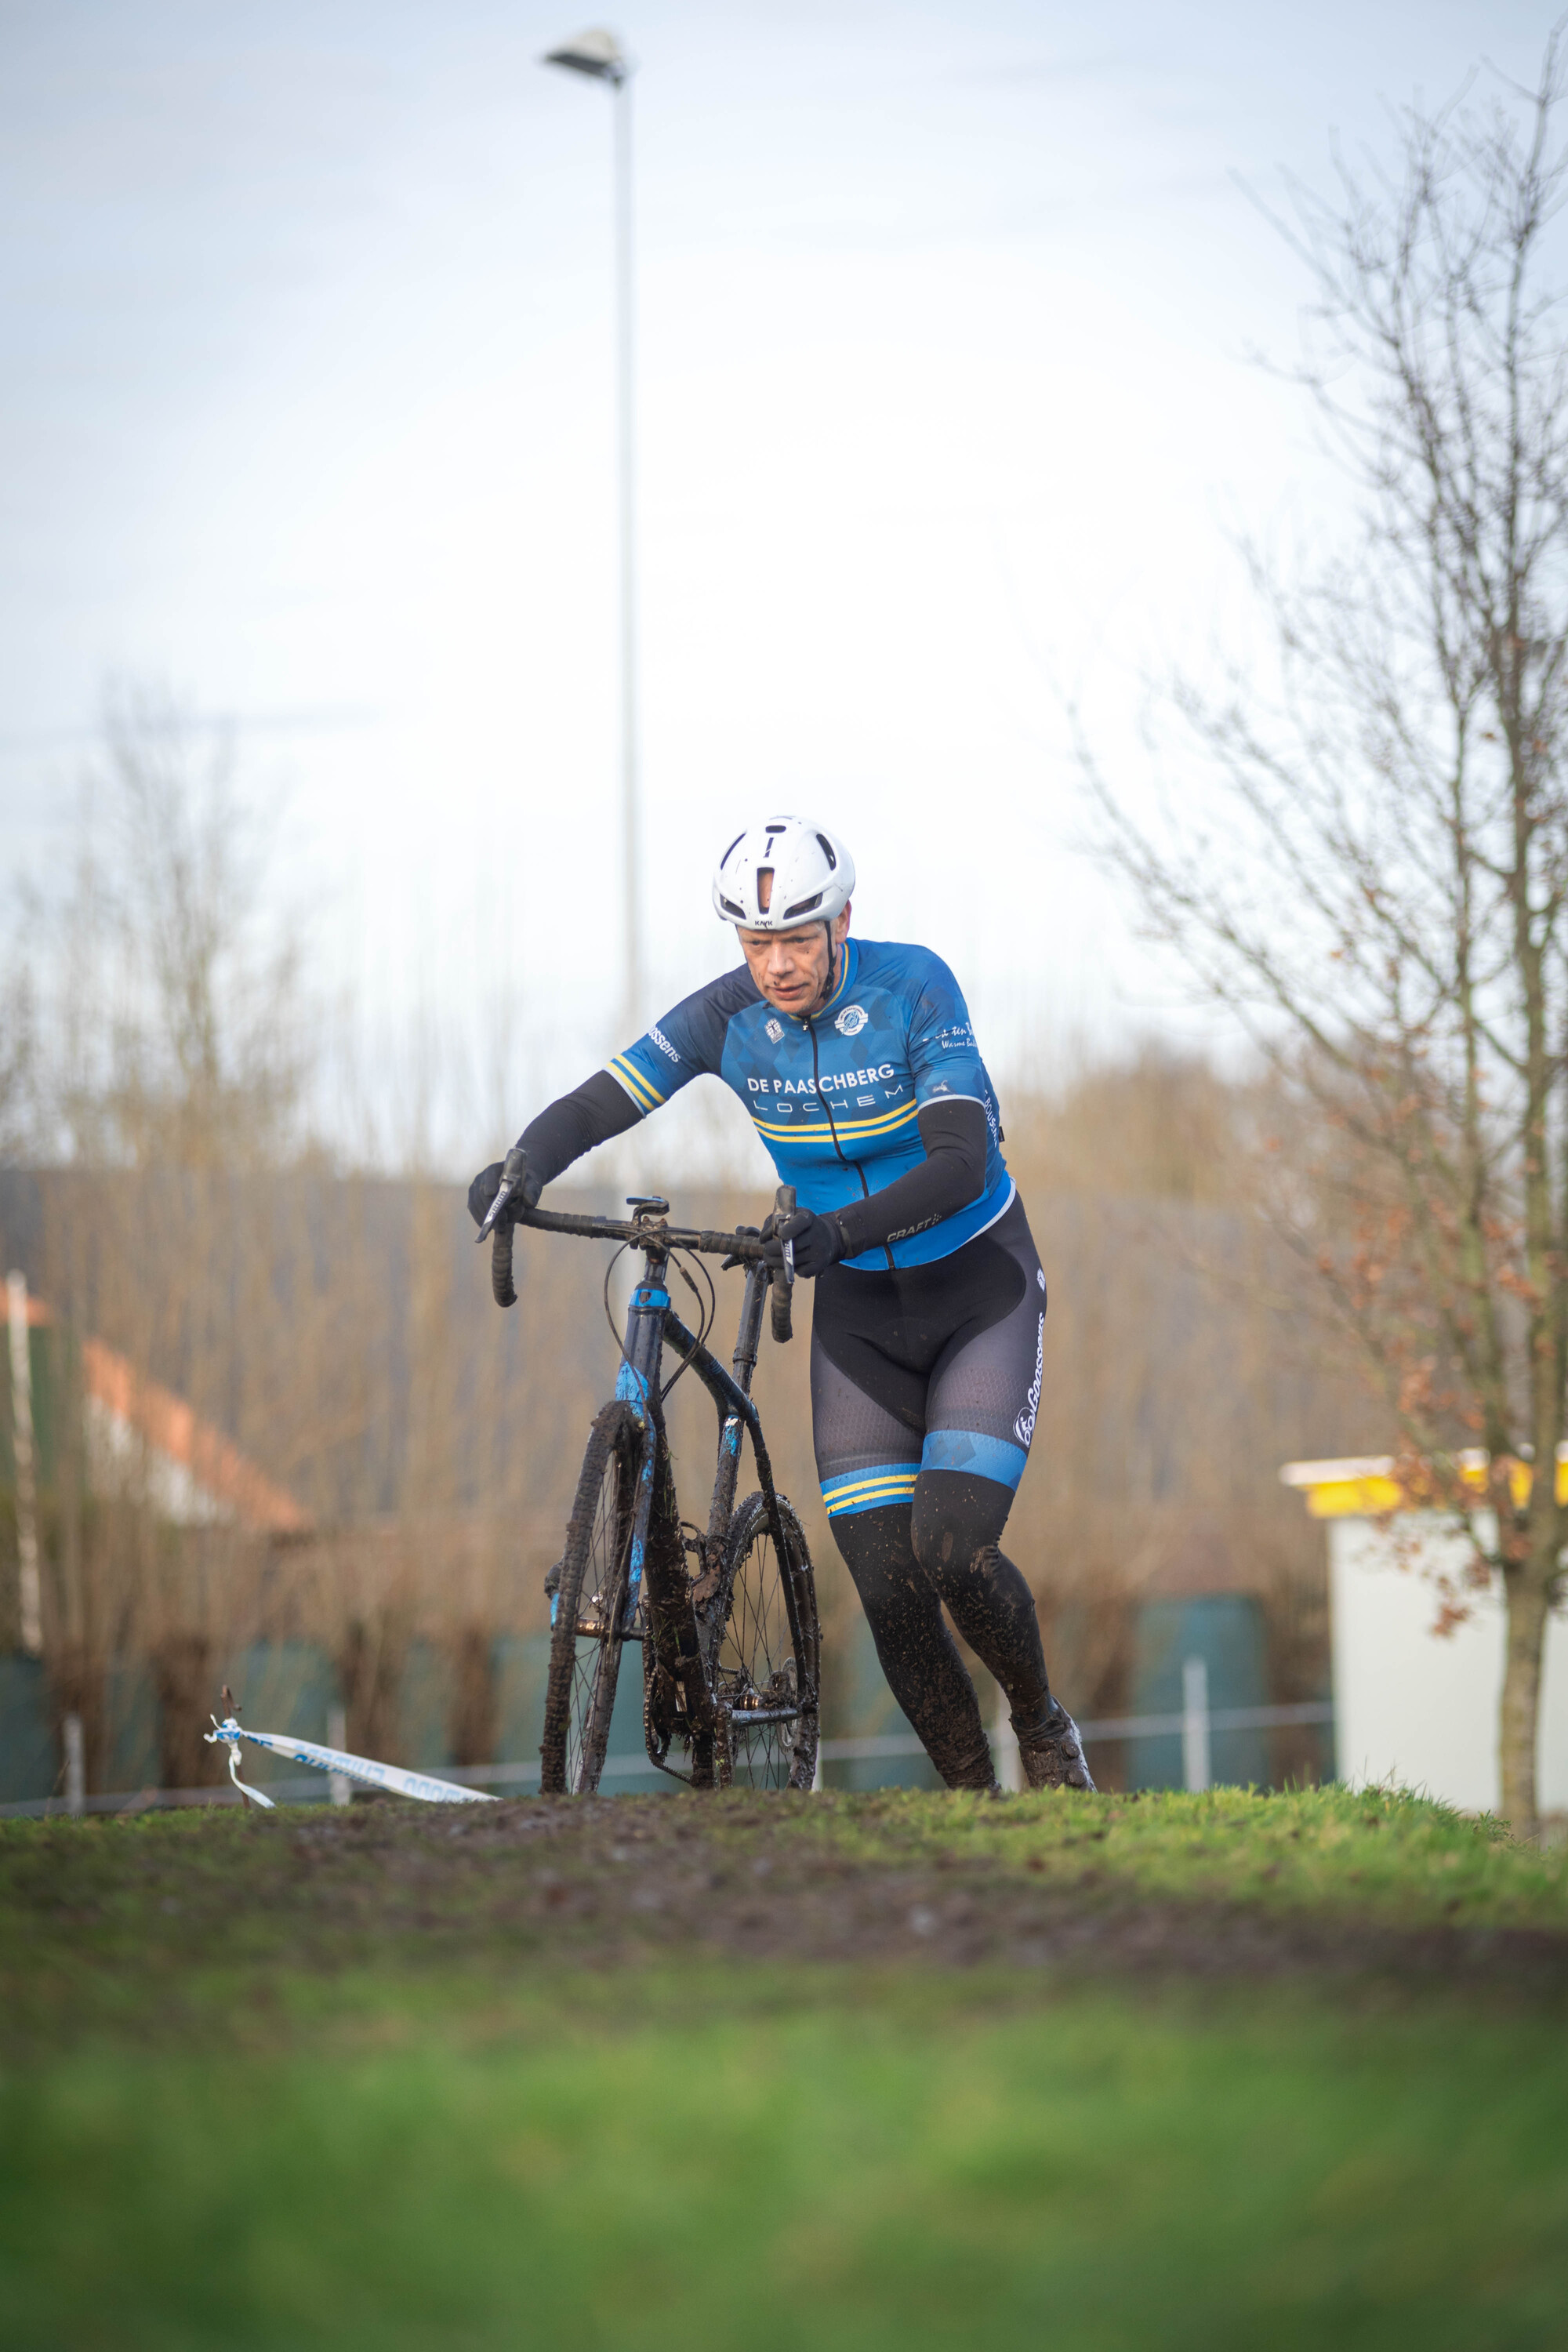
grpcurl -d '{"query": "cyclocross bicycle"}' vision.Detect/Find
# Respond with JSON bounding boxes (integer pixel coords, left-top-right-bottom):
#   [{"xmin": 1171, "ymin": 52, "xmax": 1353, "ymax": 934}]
[{"xmin": 481, "ymin": 1162, "xmax": 820, "ymax": 1795}]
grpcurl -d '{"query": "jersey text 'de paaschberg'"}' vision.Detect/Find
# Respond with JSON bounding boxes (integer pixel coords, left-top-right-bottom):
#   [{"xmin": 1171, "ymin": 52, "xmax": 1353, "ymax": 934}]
[{"xmin": 604, "ymin": 938, "xmax": 1013, "ymax": 1271}]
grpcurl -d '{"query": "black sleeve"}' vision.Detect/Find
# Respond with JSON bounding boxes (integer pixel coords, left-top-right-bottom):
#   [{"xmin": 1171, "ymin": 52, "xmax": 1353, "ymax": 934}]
[
  {"xmin": 830, "ymin": 1098, "xmax": 989, "ymax": 1259},
  {"xmin": 518, "ymin": 1070, "xmax": 643, "ymax": 1187}
]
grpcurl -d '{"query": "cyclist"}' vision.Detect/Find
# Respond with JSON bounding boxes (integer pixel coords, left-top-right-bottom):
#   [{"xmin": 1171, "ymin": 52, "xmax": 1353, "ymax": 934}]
[{"xmin": 469, "ymin": 817, "xmax": 1094, "ymax": 1795}]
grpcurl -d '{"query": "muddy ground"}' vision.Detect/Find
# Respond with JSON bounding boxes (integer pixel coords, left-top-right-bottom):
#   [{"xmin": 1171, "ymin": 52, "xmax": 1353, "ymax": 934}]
[{"xmin": 12, "ymin": 1791, "xmax": 1568, "ymax": 2013}]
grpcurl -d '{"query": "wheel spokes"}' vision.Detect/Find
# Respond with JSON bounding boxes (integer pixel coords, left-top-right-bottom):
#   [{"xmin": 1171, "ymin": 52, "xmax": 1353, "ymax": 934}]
[
  {"xmin": 567, "ymin": 1441, "xmax": 635, "ymax": 1791},
  {"xmin": 720, "ymin": 1519, "xmax": 804, "ymax": 1790}
]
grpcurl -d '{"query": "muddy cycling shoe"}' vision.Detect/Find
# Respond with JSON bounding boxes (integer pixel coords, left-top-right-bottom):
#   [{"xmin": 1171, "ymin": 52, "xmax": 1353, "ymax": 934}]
[
  {"xmin": 1014, "ymin": 1700, "xmax": 1097, "ymax": 1792},
  {"xmin": 927, "ymin": 1733, "xmax": 997, "ymax": 1791}
]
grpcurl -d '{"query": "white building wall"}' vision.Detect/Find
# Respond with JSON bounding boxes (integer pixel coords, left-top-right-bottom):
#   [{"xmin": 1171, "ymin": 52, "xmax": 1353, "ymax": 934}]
[
  {"xmin": 84, "ymin": 1395, "xmax": 232, "ymax": 1527},
  {"xmin": 1330, "ymin": 1512, "xmax": 1568, "ymax": 1812}
]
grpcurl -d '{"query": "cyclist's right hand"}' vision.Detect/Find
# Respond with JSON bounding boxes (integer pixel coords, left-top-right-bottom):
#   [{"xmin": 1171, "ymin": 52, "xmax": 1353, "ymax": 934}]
[{"xmin": 468, "ymin": 1153, "xmax": 543, "ymax": 1229}]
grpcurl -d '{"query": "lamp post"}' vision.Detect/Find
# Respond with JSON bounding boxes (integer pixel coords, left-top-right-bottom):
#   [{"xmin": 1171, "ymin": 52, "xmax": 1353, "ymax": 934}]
[{"xmin": 542, "ymin": 27, "xmax": 641, "ymax": 1047}]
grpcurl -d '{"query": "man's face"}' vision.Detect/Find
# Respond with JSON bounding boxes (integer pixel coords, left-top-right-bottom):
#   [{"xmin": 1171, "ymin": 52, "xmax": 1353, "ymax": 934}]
[{"xmin": 738, "ymin": 901, "xmax": 853, "ymax": 1018}]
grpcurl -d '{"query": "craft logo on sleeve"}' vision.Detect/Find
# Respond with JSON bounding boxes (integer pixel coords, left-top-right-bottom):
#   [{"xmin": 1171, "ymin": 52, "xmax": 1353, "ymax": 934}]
[{"xmin": 834, "ymin": 1004, "xmax": 869, "ymax": 1036}]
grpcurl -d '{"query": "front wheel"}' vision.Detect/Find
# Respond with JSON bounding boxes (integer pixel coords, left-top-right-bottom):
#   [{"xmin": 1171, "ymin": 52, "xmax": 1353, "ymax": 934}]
[
  {"xmin": 709, "ymin": 1491, "xmax": 819, "ymax": 1791},
  {"xmin": 540, "ymin": 1402, "xmax": 642, "ymax": 1795}
]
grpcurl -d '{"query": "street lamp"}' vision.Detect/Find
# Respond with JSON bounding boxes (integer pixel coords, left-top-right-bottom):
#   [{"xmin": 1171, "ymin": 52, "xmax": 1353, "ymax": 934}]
[{"xmin": 542, "ymin": 27, "xmax": 642, "ymax": 1047}]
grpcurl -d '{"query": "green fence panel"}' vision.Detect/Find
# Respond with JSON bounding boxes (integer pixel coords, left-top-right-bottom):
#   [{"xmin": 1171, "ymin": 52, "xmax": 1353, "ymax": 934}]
[
  {"xmin": 0, "ymin": 1656, "xmax": 56, "ymax": 1802},
  {"xmin": 103, "ymin": 1660, "xmax": 159, "ymax": 1791},
  {"xmin": 1129, "ymin": 1595, "xmax": 1269, "ymax": 1790},
  {"xmin": 220, "ymin": 1643, "xmax": 336, "ymax": 1791},
  {"xmin": 493, "ymin": 1635, "xmax": 550, "ymax": 1776},
  {"xmin": 822, "ymin": 1617, "xmax": 940, "ymax": 1792},
  {"xmin": 400, "ymin": 1640, "xmax": 455, "ymax": 1771}
]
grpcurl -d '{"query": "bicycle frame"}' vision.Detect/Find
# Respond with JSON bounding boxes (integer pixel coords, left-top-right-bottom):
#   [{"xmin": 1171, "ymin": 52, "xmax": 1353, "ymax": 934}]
[
  {"xmin": 610, "ymin": 1212, "xmax": 793, "ymax": 1644},
  {"xmin": 511, "ymin": 1192, "xmax": 816, "ymax": 1783}
]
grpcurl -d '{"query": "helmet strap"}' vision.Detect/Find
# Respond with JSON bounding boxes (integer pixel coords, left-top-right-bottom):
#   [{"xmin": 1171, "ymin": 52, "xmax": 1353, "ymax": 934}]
[{"xmin": 816, "ymin": 921, "xmax": 840, "ymax": 1016}]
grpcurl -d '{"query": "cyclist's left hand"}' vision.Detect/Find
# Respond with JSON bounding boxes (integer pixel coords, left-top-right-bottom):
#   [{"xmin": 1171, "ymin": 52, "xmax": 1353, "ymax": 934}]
[
  {"xmin": 467, "ymin": 1154, "xmax": 543, "ymax": 1229},
  {"xmin": 761, "ymin": 1205, "xmax": 847, "ymax": 1279}
]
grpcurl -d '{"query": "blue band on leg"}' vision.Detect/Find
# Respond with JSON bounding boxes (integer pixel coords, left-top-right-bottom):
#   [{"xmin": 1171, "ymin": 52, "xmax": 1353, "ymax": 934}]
[
  {"xmin": 920, "ymin": 1428, "xmax": 1029, "ymax": 1490},
  {"xmin": 821, "ymin": 1463, "xmax": 920, "ymax": 1518}
]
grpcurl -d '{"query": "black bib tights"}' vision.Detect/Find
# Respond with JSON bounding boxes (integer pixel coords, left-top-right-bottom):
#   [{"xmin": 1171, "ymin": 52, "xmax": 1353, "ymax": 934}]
[{"xmin": 810, "ymin": 1195, "xmax": 1055, "ymax": 1790}]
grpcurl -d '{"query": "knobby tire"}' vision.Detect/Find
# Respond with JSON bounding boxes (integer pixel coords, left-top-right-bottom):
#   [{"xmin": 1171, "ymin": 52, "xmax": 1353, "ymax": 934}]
[
  {"xmin": 541, "ymin": 1401, "xmax": 642, "ymax": 1795},
  {"xmin": 710, "ymin": 1490, "xmax": 820, "ymax": 1791}
]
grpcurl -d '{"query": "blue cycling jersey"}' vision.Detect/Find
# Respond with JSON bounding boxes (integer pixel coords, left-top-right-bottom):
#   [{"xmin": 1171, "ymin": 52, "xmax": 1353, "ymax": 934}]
[{"xmin": 605, "ymin": 937, "xmax": 1014, "ymax": 1271}]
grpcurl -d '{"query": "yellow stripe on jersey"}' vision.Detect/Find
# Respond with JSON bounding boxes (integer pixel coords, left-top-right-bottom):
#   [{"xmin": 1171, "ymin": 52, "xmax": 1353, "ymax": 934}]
[
  {"xmin": 749, "ymin": 1099, "xmax": 919, "ymax": 1144},
  {"xmin": 607, "ymin": 1054, "xmax": 664, "ymax": 1111}
]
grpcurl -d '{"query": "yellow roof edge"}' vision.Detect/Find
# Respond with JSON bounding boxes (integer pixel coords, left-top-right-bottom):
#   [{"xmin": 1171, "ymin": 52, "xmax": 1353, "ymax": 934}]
[{"xmin": 1281, "ymin": 1451, "xmax": 1567, "ymax": 1516}]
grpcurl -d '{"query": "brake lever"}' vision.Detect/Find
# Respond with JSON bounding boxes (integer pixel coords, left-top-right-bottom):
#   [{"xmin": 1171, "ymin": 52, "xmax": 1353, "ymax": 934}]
[{"xmin": 475, "ymin": 1145, "xmax": 529, "ymax": 1243}]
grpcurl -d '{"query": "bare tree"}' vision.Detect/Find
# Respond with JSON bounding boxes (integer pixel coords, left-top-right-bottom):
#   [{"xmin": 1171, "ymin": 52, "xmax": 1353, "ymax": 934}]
[
  {"xmin": 32, "ymin": 689, "xmax": 311, "ymax": 1170},
  {"xmin": 1083, "ymin": 34, "xmax": 1568, "ymax": 1834},
  {"xmin": 0, "ymin": 960, "xmax": 38, "ymax": 1163}
]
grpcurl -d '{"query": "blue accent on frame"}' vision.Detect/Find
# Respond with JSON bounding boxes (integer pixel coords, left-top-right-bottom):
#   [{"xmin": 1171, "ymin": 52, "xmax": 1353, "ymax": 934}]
[
  {"xmin": 615, "ymin": 1360, "xmax": 649, "ymax": 1407},
  {"xmin": 920, "ymin": 1428, "xmax": 1029, "ymax": 1489},
  {"xmin": 634, "ymin": 1287, "xmax": 670, "ymax": 1310}
]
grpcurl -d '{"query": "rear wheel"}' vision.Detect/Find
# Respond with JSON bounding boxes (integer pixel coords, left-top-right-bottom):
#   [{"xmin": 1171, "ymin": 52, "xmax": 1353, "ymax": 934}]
[
  {"xmin": 710, "ymin": 1492, "xmax": 819, "ymax": 1791},
  {"xmin": 540, "ymin": 1402, "xmax": 642, "ymax": 1794}
]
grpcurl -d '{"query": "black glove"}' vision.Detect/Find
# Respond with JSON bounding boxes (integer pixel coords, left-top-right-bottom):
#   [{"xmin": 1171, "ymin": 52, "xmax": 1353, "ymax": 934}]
[
  {"xmin": 760, "ymin": 1205, "xmax": 847, "ymax": 1280},
  {"xmin": 467, "ymin": 1153, "xmax": 543, "ymax": 1229}
]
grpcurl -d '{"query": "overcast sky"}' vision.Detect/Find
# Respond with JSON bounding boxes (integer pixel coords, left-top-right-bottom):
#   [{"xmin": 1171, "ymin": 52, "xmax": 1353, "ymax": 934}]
[{"xmin": 0, "ymin": 0, "xmax": 1559, "ymax": 1169}]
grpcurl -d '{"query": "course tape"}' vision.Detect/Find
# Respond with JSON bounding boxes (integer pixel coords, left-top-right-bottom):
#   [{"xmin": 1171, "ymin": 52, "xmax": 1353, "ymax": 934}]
[{"xmin": 203, "ymin": 1717, "xmax": 498, "ymax": 1808}]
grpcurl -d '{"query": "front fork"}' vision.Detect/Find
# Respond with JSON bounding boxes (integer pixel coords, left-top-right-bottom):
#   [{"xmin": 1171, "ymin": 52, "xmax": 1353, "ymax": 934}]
[
  {"xmin": 615, "ymin": 1243, "xmax": 806, "ymax": 1785},
  {"xmin": 615, "ymin": 1241, "xmax": 722, "ymax": 1779}
]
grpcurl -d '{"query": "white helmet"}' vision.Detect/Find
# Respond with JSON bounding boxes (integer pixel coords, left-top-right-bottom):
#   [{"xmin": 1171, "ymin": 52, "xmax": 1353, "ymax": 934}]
[{"xmin": 712, "ymin": 815, "xmax": 855, "ymax": 931}]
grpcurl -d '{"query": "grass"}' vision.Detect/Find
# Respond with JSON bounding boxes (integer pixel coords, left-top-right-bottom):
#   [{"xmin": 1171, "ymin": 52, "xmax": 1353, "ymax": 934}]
[{"xmin": 2, "ymin": 1785, "xmax": 1566, "ymax": 2348}]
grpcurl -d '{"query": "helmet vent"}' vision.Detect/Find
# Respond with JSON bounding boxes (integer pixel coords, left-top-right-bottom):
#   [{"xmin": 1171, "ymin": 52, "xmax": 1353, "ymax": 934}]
[
  {"xmin": 783, "ymin": 891, "xmax": 823, "ymax": 919},
  {"xmin": 719, "ymin": 894, "xmax": 746, "ymax": 919},
  {"xmin": 815, "ymin": 833, "xmax": 837, "ymax": 869}
]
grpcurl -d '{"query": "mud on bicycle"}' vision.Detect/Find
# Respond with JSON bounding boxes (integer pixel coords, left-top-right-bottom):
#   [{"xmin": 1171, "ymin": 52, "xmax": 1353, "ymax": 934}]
[{"xmin": 481, "ymin": 1158, "xmax": 820, "ymax": 1796}]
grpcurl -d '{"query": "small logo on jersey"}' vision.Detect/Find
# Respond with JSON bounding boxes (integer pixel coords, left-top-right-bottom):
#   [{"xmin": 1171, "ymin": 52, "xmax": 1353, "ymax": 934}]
[
  {"xmin": 765, "ymin": 1017, "xmax": 783, "ymax": 1043},
  {"xmin": 1014, "ymin": 1313, "xmax": 1045, "ymax": 1449},
  {"xmin": 1036, "ymin": 1269, "xmax": 1046, "ymax": 1292},
  {"xmin": 927, "ymin": 1080, "xmax": 952, "ymax": 1096},
  {"xmin": 651, "ymin": 1025, "xmax": 681, "ymax": 1063},
  {"xmin": 834, "ymin": 1004, "xmax": 869, "ymax": 1036}
]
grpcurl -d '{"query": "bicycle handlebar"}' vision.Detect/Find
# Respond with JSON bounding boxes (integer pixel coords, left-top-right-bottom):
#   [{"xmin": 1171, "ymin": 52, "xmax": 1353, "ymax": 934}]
[{"xmin": 510, "ymin": 1202, "xmax": 769, "ymax": 1260}]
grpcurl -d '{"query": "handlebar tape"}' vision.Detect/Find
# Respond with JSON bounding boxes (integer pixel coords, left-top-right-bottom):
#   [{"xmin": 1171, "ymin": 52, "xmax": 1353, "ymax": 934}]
[
  {"xmin": 492, "ymin": 1221, "xmax": 517, "ymax": 1308},
  {"xmin": 770, "ymin": 1184, "xmax": 796, "ymax": 1345}
]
